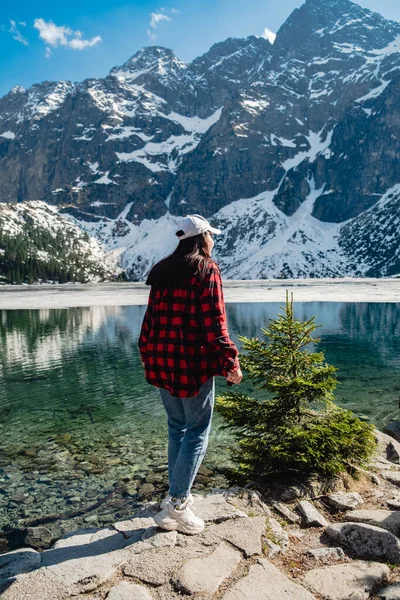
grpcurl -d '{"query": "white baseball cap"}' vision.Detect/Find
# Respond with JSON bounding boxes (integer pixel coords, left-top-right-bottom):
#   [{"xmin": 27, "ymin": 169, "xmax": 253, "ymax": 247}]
[{"xmin": 176, "ymin": 214, "xmax": 222, "ymax": 240}]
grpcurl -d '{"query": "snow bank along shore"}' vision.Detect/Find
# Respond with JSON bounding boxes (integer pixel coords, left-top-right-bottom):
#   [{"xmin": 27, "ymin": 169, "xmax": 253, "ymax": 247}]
[{"xmin": 0, "ymin": 278, "xmax": 400, "ymax": 310}]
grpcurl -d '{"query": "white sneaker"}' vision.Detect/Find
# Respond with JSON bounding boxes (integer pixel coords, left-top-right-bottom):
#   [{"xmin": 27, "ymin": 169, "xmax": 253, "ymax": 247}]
[
  {"xmin": 154, "ymin": 500, "xmax": 205, "ymax": 535},
  {"xmin": 160, "ymin": 493, "xmax": 194, "ymax": 510}
]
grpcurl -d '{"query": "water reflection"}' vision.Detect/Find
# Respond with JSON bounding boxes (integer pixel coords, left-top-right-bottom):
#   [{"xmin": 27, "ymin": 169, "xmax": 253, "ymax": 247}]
[{"xmin": 0, "ymin": 301, "xmax": 399, "ymax": 536}]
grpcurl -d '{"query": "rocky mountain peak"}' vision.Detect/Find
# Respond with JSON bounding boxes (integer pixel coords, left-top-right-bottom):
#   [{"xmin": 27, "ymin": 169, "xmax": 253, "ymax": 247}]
[
  {"xmin": 10, "ymin": 85, "xmax": 26, "ymax": 95},
  {"xmin": 109, "ymin": 46, "xmax": 187, "ymax": 84},
  {"xmin": 273, "ymin": 0, "xmax": 400, "ymax": 59}
]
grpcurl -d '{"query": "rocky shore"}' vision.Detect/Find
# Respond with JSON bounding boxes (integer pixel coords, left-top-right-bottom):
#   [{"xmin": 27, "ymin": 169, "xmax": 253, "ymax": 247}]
[{"xmin": 3, "ymin": 427, "xmax": 400, "ymax": 599}]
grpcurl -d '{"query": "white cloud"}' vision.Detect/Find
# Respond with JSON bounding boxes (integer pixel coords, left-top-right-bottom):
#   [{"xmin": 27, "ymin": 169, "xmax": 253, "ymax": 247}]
[
  {"xmin": 262, "ymin": 27, "xmax": 276, "ymax": 44},
  {"xmin": 69, "ymin": 35, "xmax": 102, "ymax": 50},
  {"xmin": 33, "ymin": 18, "xmax": 101, "ymax": 55},
  {"xmin": 147, "ymin": 7, "xmax": 177, "ymax": 40},
  {"xmin": 149, "ymin": 12, "xmax": 171, "ymax": 28},
  {"xmin": 9, "ymin": 19, "xmax": 28, "ymax": 46}
]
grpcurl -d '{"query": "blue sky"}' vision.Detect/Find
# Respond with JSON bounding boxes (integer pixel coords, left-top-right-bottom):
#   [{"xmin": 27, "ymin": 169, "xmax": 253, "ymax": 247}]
[{"xmin": 1, "ymin": 0, "xmax": 400, "ymax": 98}]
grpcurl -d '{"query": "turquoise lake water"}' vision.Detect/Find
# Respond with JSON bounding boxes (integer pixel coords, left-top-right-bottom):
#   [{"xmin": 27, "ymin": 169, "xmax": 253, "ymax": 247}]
[{"xmin": 0, "ymin": 301, "xmax": 400, "ymax": 539}]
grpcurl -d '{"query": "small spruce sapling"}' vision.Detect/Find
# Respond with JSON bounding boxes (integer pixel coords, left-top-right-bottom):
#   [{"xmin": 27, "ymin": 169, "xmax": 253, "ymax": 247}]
[{"xmin": 216, "ymin": 292, "xmax": 376, "ymax": 483}]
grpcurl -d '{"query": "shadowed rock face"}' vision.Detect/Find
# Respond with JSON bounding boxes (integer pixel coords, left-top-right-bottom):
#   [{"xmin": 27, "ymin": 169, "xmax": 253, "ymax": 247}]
[{"xmin": 1, "ymin": 0, "xmax": 400, "ymax": 279}]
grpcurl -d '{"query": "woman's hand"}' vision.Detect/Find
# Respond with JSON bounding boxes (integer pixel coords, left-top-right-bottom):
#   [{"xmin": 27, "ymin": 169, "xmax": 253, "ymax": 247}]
[{"xmin": 227, "ymin": 368, "xmax": 243, "ymax": 385}]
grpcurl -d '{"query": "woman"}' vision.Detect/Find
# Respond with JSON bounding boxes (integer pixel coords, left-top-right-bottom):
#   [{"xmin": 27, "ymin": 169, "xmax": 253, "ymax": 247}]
[{"xmin": 138, "ymin": 214, "xmax": 242, "ymax": 534}]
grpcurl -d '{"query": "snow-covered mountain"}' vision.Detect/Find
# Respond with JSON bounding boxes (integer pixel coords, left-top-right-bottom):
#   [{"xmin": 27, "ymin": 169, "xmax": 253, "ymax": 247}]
[
  {"xmin": 0, "ymin": 202, "xmax": 120, "ymax": 283},
  {"xmin": 1, "ymin": 0, "xmax": 400, "ymax": 280}
]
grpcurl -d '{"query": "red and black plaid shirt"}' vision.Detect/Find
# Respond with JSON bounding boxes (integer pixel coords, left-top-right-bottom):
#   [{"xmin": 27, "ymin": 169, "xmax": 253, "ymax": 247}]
[{"xmin": 138, "ymin": 260, "xmax": 239, "ymax": 398}]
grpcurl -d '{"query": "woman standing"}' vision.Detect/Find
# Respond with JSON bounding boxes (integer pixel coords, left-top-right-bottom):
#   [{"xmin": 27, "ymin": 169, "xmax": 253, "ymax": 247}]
[{"xmin": 138, "ymin": 214, "xmax": 242, "ymax": 534}]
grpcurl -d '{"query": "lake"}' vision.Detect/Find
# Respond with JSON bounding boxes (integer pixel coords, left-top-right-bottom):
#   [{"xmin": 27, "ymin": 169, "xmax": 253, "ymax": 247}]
[{"xmin": 1, "ymin": 301, "xmax": 400, "ymax": 539}]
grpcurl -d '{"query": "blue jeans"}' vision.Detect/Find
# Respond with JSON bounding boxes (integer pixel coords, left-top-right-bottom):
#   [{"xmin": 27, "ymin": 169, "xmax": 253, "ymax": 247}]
[{"xmin": 159, "ymin": 378, "xmax": 215, "ymax": 500}]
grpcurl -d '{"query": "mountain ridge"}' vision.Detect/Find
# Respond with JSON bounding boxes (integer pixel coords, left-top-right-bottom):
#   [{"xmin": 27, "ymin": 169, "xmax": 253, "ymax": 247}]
[{"xmin": 1, "ymin": 0, "xmax": 400, "ymax": 280}]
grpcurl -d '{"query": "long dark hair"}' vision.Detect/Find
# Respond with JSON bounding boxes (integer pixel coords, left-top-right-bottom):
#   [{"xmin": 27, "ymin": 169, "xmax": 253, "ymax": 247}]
[{"xmin": 146, "ymin": 230, "xmax": 212, "ymax": 287}]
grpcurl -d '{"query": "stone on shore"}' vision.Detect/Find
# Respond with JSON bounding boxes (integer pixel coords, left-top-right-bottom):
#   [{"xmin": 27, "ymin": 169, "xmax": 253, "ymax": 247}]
[
  {"xmin": 0, "ymin": 548, "xmax": 41, "ymax": 579},
  {"xmin": 0, "ymin": 568, "xmax": 66, "ymax": 600},
  {"xmin": 305, "ymin": 547, "xmax": 345, "ymax": 560},
  {"xmin": 106, "ymin": 581, "xmax": 154, "ymax": 599},
  {"xmin": 222, "ymin": 558, "xmax": 316, "ymax": 600},
  {"xmin": 268, "ymin": 517, "xmax": 289, "ymax": 551},
  {"xmin": 272, "ymin": 502, "xmax": 301, "ymax": 524},
  {"xmin": 223, "ymin": 489, "xmax": 271, "ymax": 517},
  {"xmin": 40, "ymin": 527, "xmax": 131, "ymax": 594},
  {"xmin": 382, "ymin": 472, "xmax": 400, "ymax": 486},
  {"xmin": 343, "ymin": 509, "xmax": 400, "ymax": 536},
  {"xmin": 193, "ymin": 492, "xmax": 248, "ymax": 523},
  {"xmin": 325, "ymin": 522, "xmax": 400, "ymax": 564},
  {"xmin": 302, "ymin": 561, "xmax": 390, "ymax": 600},
  {"xmin": 325, "ymin": 492, "xmax": 363, "ymax": 511},
  {"xmin": 123, "ymin": 546, "xmax": 201, "ymax": 586},
  {"xmin": 384, "ymin": 422, "xmax": 400, "ymax": 443},
  {"xmin": 203, "ymin": 516, "xmax": 267, "ymax": 557},
  {"xmin": 387, "ymin": 498, "xmax": 400, "ymax": 510},
  {"xmin": 375, "ymin": 428, "xmax": 400, "ymax": 464},
  {"xmin": 297, "ymin": 500, "xmax": 329, "ymax": 527},
  {"xmin": 114, "ymin": 518, "xmax": 155, "ymax": 540},
  {"xmin": 377, "ymin": 582, "xmax": 400, "ymax": 599},
  {"xmin": 264, "ymin": 539, "xmax": 281, "ymax": 558},
  {"xmin": 174, "ymin": 541, "xmax": 242, "ymax": 595}
]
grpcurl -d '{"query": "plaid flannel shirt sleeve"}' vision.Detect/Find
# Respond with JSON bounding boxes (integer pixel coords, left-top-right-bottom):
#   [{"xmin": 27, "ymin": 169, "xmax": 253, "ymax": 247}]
[
  {"xmin": 138, "ymin": 286, "xmax": 155, "ymax": 361},
  {"xmin": 199, "ymin": 263, "xmax": 239, "ymax": 374}
]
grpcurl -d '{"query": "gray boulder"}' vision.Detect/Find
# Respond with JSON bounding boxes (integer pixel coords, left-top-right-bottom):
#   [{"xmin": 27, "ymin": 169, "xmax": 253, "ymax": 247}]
[
  {"xmin": 325, "ymin": 522, "xmax": 400, "ymax": 564},
  {"xmin": 382, "ymin": 472, "xmax": 400, "ymax": 486},
  {"xmin": 384, "ymin": 422, "xmax": 400, "ymax": 444},
  {"xmin": 325, "ymin": 492, "xmax": 363, "ymax": 511},
  {"xmin": 377, "ymin": 582, "xmax": 400, "ymax": 599},
  {"xmin": 387, "ymin": 498, "xmax": 400, "ymax": 510},
  {"xmin": 374, "ymin": 428, "xmax": 400, "ymax": 463}
]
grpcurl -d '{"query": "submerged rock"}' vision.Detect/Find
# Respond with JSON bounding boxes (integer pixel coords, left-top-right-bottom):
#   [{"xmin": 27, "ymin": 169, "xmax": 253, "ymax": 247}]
[{"xmin": 24, "ymin": 527, "xmax": 53, "ymax": 551}]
